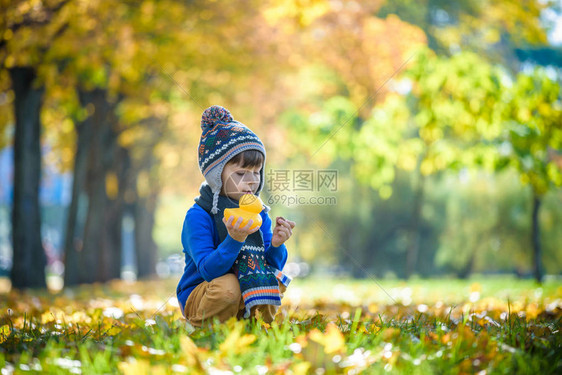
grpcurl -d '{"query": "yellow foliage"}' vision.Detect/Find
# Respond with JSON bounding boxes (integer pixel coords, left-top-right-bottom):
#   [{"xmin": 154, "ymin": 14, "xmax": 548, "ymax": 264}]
[
  {"xmin": 137, "ymin": 171, "xmax": 150, "ymax": 198},
  {"xmin": 118, "ymin": 358, "xmax": 151, "ymax": 375},
  {"xmin": 263, "ymin": 0, "xmax": 330, "ymax": 27},
  {"xmin": 525, "ymin": 303, "xmax": 540, "ymax": 320},
  {"xmin": 291, "ymin": 362, "xmax": 311, "ymax": 374},
  {"xmin": 219, "ymin": 321, "xmax": 257, "ymax": 355},
  {"xmin": 470, "ymin": 282, "xmax": 482, "ymax": 293},
  {"xmin": 41, "ymin": 311, "xmax": 56, "ymax": 324},
  {"xmin": 105, "ymin": 172, "xmax": 119, "ymax": 200},
  {"xmin": 307, "ymin": 323, "xmax": 345, "ymax": 354},
  {"xmin": 180, "ymin": 336, "xmax": 204, "ymax": 370},
  {"xmin": 368, "ymin": 303, "xmax": 379, "ymax": 314},
  {"xmin": 180, "ymin": 335, "xmax": 198, "ymax": 355},
  {"xmin": 0, "ymin": 325, "xmax": 10, "ymax": 344},
  {"xmin": 106, "ymin": 325, "xmax": 121, "ymax": 336},
  {"xmin": 382, "ymin": 328, "xmax": 401, "ymax": 341}
]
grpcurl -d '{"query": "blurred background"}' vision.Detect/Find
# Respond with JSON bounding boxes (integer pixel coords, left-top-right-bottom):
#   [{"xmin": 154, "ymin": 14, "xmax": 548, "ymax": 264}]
[{"xmin": 0, "ymin": 0, "xmax": 561, "ymax": 291}]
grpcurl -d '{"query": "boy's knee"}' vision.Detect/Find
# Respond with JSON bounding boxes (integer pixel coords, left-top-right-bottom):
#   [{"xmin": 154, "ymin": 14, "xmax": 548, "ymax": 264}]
[
  {"xmin": 251, "ymin": 304, "xmax": 278, "ymax": 323},
  {"xmin": 208, "ymin": 273, "xmax": 241, "ymax": 305}
]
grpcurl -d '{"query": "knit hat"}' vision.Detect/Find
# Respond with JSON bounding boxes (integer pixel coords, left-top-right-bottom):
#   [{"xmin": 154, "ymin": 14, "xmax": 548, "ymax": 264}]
[{"xmin": 197, "ymin": 105, "xmax": 267, "ymax": 214}]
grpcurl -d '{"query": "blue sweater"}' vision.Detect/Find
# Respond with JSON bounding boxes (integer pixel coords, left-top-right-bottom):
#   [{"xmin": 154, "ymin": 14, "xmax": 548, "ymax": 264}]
[{"xmin": 176, "ymin": 203, "xmax": 289, "ymax": 314}]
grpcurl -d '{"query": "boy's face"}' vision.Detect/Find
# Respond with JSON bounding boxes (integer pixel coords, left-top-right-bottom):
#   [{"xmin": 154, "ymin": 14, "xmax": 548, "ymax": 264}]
[{"xmin": 220, "ymin": 160, "xmax": 262, "ymax": 201}]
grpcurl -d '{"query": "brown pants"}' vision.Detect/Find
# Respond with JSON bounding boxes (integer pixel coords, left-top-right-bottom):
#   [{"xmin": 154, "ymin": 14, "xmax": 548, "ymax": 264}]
[{"xmin": 184, "ymin": 273, "xmax": 287, "ymax": 327}]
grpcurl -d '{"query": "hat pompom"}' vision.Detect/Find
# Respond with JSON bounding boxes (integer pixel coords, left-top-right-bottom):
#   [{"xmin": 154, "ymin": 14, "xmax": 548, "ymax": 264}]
[{"xmin": 201, "ymin": 105, "xmax": 233, "ymax": 132}]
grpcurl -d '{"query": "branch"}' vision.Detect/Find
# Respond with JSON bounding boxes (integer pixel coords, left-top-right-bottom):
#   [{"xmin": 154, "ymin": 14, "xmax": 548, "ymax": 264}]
[{"xmin": 0, "ymin": 0, "xmax": 71, "ymax": 51}]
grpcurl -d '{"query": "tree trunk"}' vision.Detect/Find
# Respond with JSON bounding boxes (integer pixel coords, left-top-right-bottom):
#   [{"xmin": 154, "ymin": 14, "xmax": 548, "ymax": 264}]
[
  {"xmin": 63, "ymin": 93, "xmax": 94, "ymax": 286},
  {"xmin": 405, "ymin": 170, "xmax": 425, "ymax": 279},
  {"xmin": 9, "ymin": 67, "xmax": 47, "ymax": 289},
  {"xmin": 456, "ymin": 251, "xmax": 475, "ymax": 279},
  {"xmin": 134, "ymin": 194, "xmax": 158, "ymax": 278},
  {"xmin": 102, "ymin": 145, "xmax": 130, "ymax": 281},
  {"xmin": 63, "ymin": 88, "xmax": 125, "ymax": 285},
  {"xmin": 83, "ymin": 90, "xmax": 121, "ymax": 283},
  {"xmin": 132, "ymin": 147, "xmax": 159, "ymax": 279},
  {"xmin": 531, "ymin": 193, "xmax": 543, "ymax": 283}
]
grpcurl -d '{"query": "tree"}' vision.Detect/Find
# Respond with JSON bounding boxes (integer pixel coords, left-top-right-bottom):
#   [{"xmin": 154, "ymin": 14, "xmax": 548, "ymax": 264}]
[
  {"xmin": 1, "ymin": 0, "xmax": 69, "ymax": 288},
  {"xmin": 274, "ymin": 0, "xmax": 555, "ymax": 279},
  {"xmin": 379, "ymin": 0, "xmax": 549, "ymax": 72},
  {"xmin": 8, "ymin": 68, "xmax": 46, "ymax": 288},
  {"xmin": 341, "ymin": 49, "xmax": 502, "ymax": 277},
  {"xmin": 49, "ymin": 0, "xmax": 180, "ymax": 285},
  {"xmin": 268, "ymin": 3, "xmax": 427, "ymax": 276},
  {"xmin": 497, "ymin": 69, "xmax": 562, "ymax": 282}
]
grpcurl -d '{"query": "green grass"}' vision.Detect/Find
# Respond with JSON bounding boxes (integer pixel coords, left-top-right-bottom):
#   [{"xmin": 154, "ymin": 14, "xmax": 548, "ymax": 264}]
[{"xmin": 0, "ymin": 276, "xmax": 560, "ymax": 374}]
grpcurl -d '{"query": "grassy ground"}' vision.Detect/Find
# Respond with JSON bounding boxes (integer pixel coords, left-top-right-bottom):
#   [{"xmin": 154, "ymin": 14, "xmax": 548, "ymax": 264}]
[{"xmin": 0, "ymin": 276, "xmax": 560, "ymax": 374}]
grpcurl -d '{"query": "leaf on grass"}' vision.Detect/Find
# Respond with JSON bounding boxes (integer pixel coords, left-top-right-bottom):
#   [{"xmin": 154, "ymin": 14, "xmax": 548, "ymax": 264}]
[
  {"xmin": 179, "ymin": 334, "xmax": 205, "ymax": 371},
  {"xmin": 219, "ymin": 322, "xmax": 256, "ymax": 355},
  {"xmin": 180, "ymin": 335, "xmax": 198, "ymax": 355},
  {"xmin": 40, "ymin": 311, "xmax": 56, "ymax": 324},
  {"xmin": 0, "ymin": 325, "xmax": 10, "ymax": 344},
  {"xmin": 291, "ymin": 362, "xmax": 311, "ymax": 375},
  {"xmin": 118, "ymin": 358, "xmax": 151, "ymax": 375},
  {"xmin": 382, "ymin": 327, "xmax": 401, "ymax": 341},
  {"xmin": 308, "ymin": 323, "xmax": 345, "ymax": 354},
  {"xmin": 368, "ymin": 303, "xmax": 379, "ymax": 314},
  {"xmin": 106, "ymin": 326, "xmax": 122, "ymax": 336}
]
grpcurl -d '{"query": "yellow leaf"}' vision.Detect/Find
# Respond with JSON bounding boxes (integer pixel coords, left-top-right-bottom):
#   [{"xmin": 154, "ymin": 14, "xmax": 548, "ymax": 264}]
[
  {"xmin": 382, "ymin": 327, "xmax": 400, "ymax": 341},
  {"xmin": 470, "ymin": 282, "xmax": 482, "ymax": 293},
  {"xmin": 295, "ymin": 334, "xmax": 308, "ymax": 347},
  {"xmin": 323, "ymin": 324, "xmax": 345, "ymax": 354},
  {"xmin": 180, "ymin": 335, "xmax": 198, "ymax": 355},
  {"xmin": 308, "ymin": 324, "xmax": 345, "ymax": 354},
  {"xmin": 525, "ymin": 303, "xmax": 539, "ymax": 320},
  {"xmin": 150, "ymin": 365, "xmax": 168, "ymax": 375},
  {"xmin": 0, "ymin": 325, "xmax": 11, "ymax": 344},
  {"xmin": 219, "ymin": 322, "xmax": 256, "ymax": 355},
  {"xmin": 180, "ymin": 336, "xmax": 204, "ymax": 371},
  {"xmin": 119, "ymin": 359, "xmax": 150, "ymax": 375},
  {"xmin": 41, "ymin": 311, "xmax": 55, "ymax": 324},
  {"xmin": 106, "ymin": 172, "xmax": 119, "ymax": 200},
  {"xmin": 238, "ymin": 333, "xmax": 257, "ymax": 347},
  {"xmin": 106, "ymin": 326, "xmax": 121, "ymax": 336},
  {"xmin": 368, "ymin": 303, "xmax": 379, "ymax": 314},
  {"xmin": 291, "ymin": 362, "xmax": 311, "ymax": 375}
]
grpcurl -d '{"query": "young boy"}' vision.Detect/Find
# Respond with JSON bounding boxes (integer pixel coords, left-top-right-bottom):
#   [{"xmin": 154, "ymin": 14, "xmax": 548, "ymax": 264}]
[{"xmin": 176, "ymin": 105, "xmax": 295, "ymax": 327}]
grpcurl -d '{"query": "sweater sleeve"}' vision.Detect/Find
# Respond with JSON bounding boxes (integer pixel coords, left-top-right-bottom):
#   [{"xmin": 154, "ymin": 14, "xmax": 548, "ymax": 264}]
[
  {"xmin": 260, "ymin": 211, "xmax": 289, "ymax": 270},
  {"xmin": 182, "ymin": 205, "xmax": 244, "ymax": 282}
]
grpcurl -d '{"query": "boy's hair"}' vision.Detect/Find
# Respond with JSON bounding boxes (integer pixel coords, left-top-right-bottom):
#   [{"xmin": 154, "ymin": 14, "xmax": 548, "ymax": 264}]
[{"xmin": 228, "ymin": 150, "xmax": 264, "ymax": 169}]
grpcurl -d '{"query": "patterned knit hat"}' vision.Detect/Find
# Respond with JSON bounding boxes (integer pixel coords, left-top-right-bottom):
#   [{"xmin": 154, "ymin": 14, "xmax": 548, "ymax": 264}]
[{"xmin": 198, "ymin": 105, "xmax": 267, "ymax": 214}]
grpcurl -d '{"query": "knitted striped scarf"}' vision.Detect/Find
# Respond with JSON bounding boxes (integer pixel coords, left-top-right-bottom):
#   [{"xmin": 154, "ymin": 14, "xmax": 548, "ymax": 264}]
[{"xmin": 195, "ymin": 183, "xmax": 290, "ymax": 318}]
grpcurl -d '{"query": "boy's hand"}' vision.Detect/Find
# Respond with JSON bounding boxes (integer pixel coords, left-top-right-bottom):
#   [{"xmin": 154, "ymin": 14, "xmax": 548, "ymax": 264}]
[
  {"xmin": 271, "ymin": 217, "xmax": 296, "ymax": 248},
  {"xmin": 223, "ymin": 216, "xmax": 259, "ymax": 243}
]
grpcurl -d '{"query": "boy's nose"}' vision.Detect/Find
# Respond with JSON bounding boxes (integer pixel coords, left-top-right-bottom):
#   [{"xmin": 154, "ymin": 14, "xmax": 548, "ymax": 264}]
[{"xmin": 245, "ymin": 174, "xmax": 259, "ymax": 182}]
